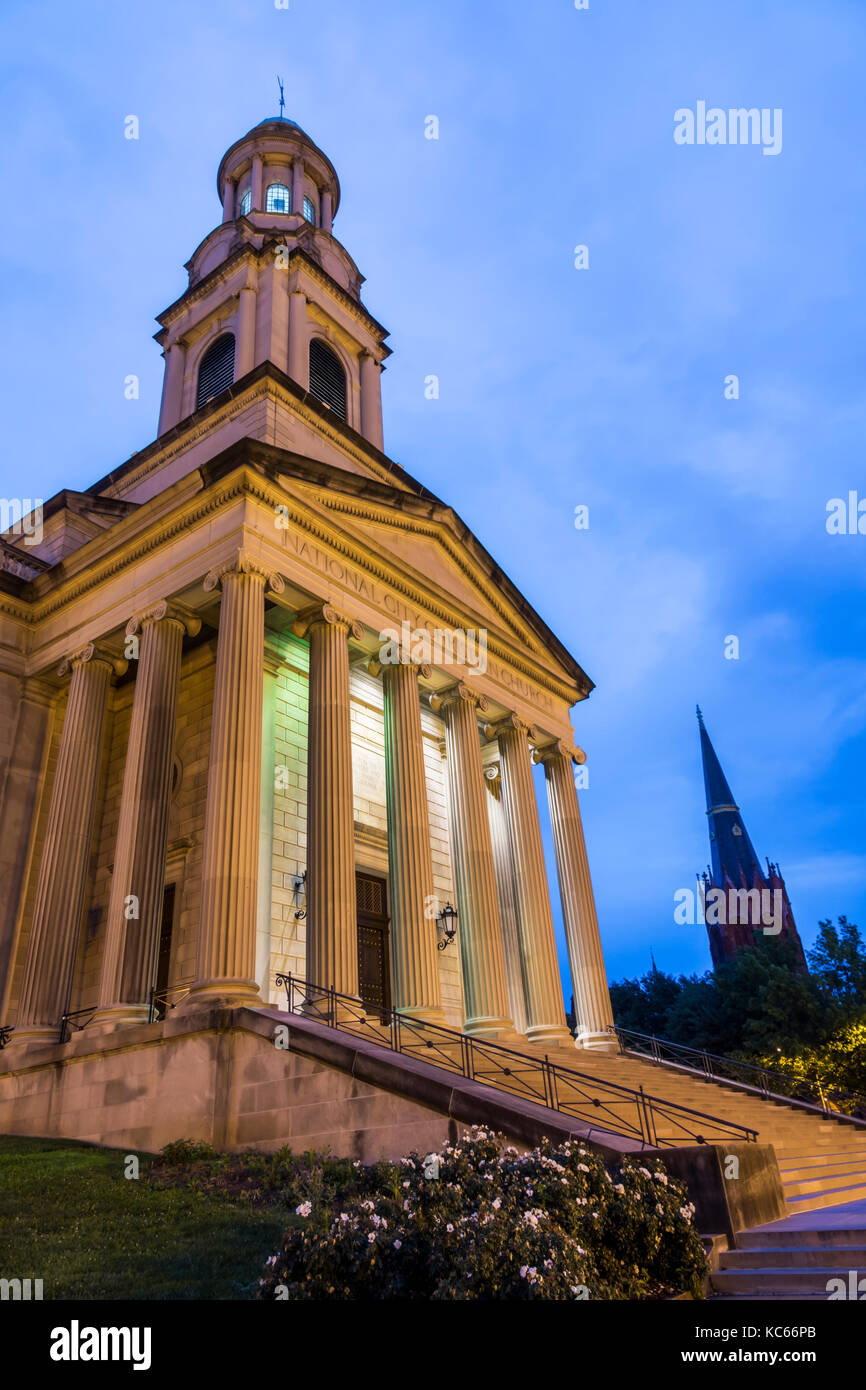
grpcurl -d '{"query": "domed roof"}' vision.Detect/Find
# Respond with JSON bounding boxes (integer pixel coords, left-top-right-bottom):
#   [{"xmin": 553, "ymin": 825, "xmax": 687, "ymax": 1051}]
[{"xmin": 252, "ymin": 115, "xmax": 307, "ymax": 137}]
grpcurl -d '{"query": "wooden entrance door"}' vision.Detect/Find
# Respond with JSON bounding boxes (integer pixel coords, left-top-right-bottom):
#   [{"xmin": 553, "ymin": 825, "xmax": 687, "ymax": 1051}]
[{"xmin": 355, "ymin": 872, "xmax": 391, "ymax": 1017}]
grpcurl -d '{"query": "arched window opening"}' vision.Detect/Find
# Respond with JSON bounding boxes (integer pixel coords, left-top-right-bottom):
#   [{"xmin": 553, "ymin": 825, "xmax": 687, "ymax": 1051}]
[
  {"xmin": 303, "ymin": 195, "xmax": 316, "ymax": 225},
  {"xmin": 309, "ymin": 339, "xmax": 347, "ymax": 422},
  {"xmin": 266, "ymin": 183, "xmax": 291, "ymax": 214},
  {"xmin": 239, "ymin": 188, "xmax": 251, "ymax": 216},
  {"xmin": 196, "ymin": 333, "xmax": 235, "ymax": 409}
]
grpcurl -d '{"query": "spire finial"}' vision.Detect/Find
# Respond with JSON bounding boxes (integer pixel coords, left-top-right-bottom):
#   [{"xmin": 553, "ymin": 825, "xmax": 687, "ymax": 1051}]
[
  {"xmin": 696, "ymin": 704, "xmax": 704, "ymax": 725},
  {"xmin": 277, "ymin": 76, "xmax": 286, "ymax": 119}
]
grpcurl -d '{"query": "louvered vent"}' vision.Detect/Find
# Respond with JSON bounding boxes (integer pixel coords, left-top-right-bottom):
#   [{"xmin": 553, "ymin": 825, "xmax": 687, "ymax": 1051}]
[
  {"xmin": 356, "ymin": 874, "xmax": 385, "ymax": 916},
  {"xmin": 196, "ymin": 334, "xmax": 235, "ymax": 409},
  {"xmin": 309, "ymin": 339, "xmax": 347, "ymax": 421}
]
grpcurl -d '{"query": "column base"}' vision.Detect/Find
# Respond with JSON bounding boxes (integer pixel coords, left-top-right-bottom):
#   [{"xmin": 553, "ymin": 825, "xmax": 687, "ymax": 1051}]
[
  {"xmin": 2, "ymin": 1024, "xmax": 59, "ymax": 1049},
  {"xmin": 178, "ymin": 977, "xmax": 261, "ymax": 1011},
  {"xmin": 395, "ymin": 1005, "xmax": 448, "ymax": 1029},
  {"xmin": 575, "ymin": 1030, "xmax": 619, "ymax": 1053},
  {"xmin": 462, "ymin": 1014, "xmax": 515, "ymax": 1042},
  {"xmin": 525, "ymin": 1023, "xmax": 574, "ymax": 1049},
  {"xmin": 90, "ymin": 1004, "xmax": 151, "ymax": 1030}
]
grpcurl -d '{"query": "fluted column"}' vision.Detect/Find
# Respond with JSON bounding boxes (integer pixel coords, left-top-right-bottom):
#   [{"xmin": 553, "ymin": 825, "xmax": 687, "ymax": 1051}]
[
  {"xmin": 537, "ymin": 741, "xmax": 615, "ymax": 1049},
  {"xmin": 221, "ymin": 176, "xmax": 235, "ymax": 223},
  {"xmin": 382, "ymin": 660, "xmax": 443, "ymax": 1022},
  {"xmin": 14, "ymin": 643, "xmax": 125, "ymax": 1043},
  {"xmin": 188, "ymin": 552, "xmax": 284, "ymax": 1006},
  {"xmin": 484, "ymin": 765, "xmax": 528, "ymax": 1034},
  {"xmin": 95, "ymin": 601, "xmax": 200, "ymax": 1026},
  {"xmin": 321, "ymin": 189, "xmax": 333, "ymax": 233},
  {"xmin": 430, "ymin": 685, "xmax": 512, "ymax": 1038},
  {"xmin": 294, "ymin": 603, "xmax": 362, "ymax": 1008},
  {"xmin": 487, "ymin": 716, "xmax": 570, "ymax": 1045}
]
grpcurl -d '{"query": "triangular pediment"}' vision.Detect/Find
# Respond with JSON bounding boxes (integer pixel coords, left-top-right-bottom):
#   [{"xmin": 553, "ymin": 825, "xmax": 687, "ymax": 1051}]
[{"xmin": 260, "ymin": 455, "xmax": 592, "ymax": 699}]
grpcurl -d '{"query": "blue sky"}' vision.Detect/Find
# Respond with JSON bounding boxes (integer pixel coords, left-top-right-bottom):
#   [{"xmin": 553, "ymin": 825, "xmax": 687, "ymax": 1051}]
[{"xmin": 2, "ymin": 0, "xmax": 864, "ymax": 989}]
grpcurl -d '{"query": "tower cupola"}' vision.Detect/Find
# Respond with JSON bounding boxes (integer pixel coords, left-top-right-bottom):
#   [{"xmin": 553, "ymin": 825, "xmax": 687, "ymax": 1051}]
[{"xmin": 155, "ymin": 114, "xmax": 388, "ymax": 454}]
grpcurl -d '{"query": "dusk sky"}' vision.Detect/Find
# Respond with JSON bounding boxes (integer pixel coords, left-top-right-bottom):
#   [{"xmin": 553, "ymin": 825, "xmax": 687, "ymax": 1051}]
[{"xmin": 2, "ymin": 0, "xmax": 864, "ymax": 989}]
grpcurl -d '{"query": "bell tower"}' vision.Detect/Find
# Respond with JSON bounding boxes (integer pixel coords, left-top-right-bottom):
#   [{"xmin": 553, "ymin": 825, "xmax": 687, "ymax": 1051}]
[{"xmin": 155, "ymin": 114, "xmax": 389, "ymax": 455}]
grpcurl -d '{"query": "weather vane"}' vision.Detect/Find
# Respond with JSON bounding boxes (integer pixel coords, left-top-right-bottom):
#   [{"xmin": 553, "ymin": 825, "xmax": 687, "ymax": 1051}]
[{"xmin": 277, "ymin": 76, "xmax": 285, "ymax": 118}]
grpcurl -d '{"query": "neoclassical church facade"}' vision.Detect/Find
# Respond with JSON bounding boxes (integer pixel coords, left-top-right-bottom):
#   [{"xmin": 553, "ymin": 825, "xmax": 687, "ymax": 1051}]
[{"xmin": 0, "ymin": 116, "xmax": 614, "ymax": 1133}]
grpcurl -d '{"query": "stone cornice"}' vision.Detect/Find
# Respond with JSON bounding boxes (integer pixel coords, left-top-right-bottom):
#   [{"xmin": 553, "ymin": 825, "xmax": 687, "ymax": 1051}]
[
  {"xmin": 6, "ymin": 465, "xmax": 579, "ymax": 710},
  {"xmin": 157, "ymin": 243, "xmax": 388, "ymax": 350},
  {"xmin": 88, "ymin": 365, "xmax": 405, "ymax": 502}
]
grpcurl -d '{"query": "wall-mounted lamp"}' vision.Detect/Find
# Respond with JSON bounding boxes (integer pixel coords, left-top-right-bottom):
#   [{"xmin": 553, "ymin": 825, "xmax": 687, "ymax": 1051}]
[
  {"xmin": 292, "ymin": 871, "xmax": 307, "ymax": 921},
  {"xmin": 436, "ymin": 902, "xmax": 458, "ymax": 951}
]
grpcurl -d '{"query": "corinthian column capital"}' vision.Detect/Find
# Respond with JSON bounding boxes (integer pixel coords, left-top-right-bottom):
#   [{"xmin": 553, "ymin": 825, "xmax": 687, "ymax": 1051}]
[
  {"xmin": 125, "ymin": 598, "xmax": 202, "ymax": 639},
  {"xmin": 204, "ymin": 549, "xmax": 285, "ymax": 595},
  {"xmin": 58, "ymin": 642, "xmax": 127, "ymax": 680},
  {"xmin": 292, "ymin": 602, "xmax": 363, "ymax": 641},
  {"xmin": 428, "ymin": 682, "xmax": 489, "ymax": 714}
]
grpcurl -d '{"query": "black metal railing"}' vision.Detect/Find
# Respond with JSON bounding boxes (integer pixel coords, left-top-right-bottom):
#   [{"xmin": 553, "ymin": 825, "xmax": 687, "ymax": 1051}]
[
  {"xmin": 0, "ymin": 1024, "xmax": 13, "ymax": 1050},
  {"xmin": 609, "ymin": 1024, "xmax": 866, "ymax": 1125},
  {"xmin": 59, "ymin": 1005, "xmax": 98, "ymax": 1044},
  {"xmin": 148, "ymin": 983, "xmax": 192, "ymax": 1023},
  {"xmin": 275, "ymin": 973, "xmax": 758, "ymax": 1150}
]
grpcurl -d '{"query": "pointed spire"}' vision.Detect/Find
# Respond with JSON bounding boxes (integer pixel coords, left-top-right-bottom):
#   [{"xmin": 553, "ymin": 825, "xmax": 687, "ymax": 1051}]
[{"xmin": 697, "ymin": 708, "xmax": 762, "ymax": 890}]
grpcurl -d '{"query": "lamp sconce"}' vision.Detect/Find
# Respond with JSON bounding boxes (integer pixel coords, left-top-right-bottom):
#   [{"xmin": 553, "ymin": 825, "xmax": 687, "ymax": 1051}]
[
  {"xmin": 292, "ymin": 871, "xmax": 307, "ymax": 921},
  {"xmin": 436, "ymin": 902, "xmax": 458, "ymax": 951}
]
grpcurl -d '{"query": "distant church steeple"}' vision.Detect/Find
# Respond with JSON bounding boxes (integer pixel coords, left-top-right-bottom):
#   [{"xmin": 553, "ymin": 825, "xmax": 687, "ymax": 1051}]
[{"xmin": 696, "ymin": 708, "xmax": 807, "ymax": 972}]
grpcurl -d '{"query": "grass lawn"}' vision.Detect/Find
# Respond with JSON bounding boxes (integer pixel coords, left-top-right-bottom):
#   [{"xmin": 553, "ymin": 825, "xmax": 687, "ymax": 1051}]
[{"xmin": 0, "ymin": 1135, "xmax": 293, "ymax": 1300}]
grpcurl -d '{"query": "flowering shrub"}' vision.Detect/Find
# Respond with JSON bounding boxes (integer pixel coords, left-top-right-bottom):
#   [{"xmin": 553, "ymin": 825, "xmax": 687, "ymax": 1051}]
[{"xmin": 257, "ymin": 1127, "xmax": 707, "ymax": 1300}]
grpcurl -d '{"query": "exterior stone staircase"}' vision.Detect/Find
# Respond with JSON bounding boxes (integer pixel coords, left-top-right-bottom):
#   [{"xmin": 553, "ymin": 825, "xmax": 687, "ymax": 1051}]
[
  {"xmin": 538, "ymin": 1042, "xmax": 866, "ymax": 1214},
  {"xmin": 709, "ymin": 1218, "xmax": 866, "ymax": 1298}
]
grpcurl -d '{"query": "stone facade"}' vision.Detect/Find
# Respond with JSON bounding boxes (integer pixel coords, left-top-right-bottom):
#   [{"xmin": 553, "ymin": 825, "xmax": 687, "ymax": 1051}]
[{"xmin": 0, "ymin": 115, "xmax": 616, "ymax": 1141}]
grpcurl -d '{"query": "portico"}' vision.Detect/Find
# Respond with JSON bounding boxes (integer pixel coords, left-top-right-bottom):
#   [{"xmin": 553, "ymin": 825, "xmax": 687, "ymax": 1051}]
[{"xmin": 0, "ymin": 113, "xmax": 615, "ymax": 1079}]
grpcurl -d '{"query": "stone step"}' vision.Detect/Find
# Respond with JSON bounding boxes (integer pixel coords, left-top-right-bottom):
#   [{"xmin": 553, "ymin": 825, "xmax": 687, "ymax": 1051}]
[
  {"xmin": 778, "ymin": 1157, "xmax": 866, "ymax": 1183},
  {"xmin": 721, "ymin": 1244, "xmax": 866, "ymax": 1269},
  {"xmin": 738, "ymin": 1227, "xmax": 866, "ymax": 1250},
  {"xmin": 710, "ymin": 1266, "xmax": 858, "ymax": 1296},
  {"xmin": 784, "ymin": 1182, "xmax": 866, "ymax": 1214}
]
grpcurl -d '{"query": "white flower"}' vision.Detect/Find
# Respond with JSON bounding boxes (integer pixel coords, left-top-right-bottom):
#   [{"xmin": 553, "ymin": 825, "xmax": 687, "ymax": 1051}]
[
  {"xmin": 492, "ymin": 1197, "xmax": 501, "ymax": 1210},
  {"xmin": 295, "ymin": 1202, "xmax": 312, "ymax": 1217},
  {"xmin": 393, "ymin": 1239, "xmax": 402, "ymax": 1250},
  {"xmin": 367, "ymin": 1232, "xmax": 376, "ymax": 1243},
  {"xmin": 679, "ymin": 1206, "xmax": 693, "ymax": 1222},
  {"xmin": 446, "ymin": 1223, "xmax": 454, "ymax": 1233}
]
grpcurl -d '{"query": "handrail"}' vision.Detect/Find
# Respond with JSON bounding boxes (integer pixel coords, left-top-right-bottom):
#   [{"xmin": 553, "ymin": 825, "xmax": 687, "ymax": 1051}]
[
  {"xmin": 59, "ymin": 1004, "xmax": 98, "ymax": 1044},
  {"xmin": 609, "ymin": 1024, "xmax": 866, "ymax": 1124},
  {"xmin": 275, "ymin": 973, "xmax": 758, "ymax": 1150},
  {"xmin": 148, "ymin": 983, "xmax": 192, "ymax": 1023}
]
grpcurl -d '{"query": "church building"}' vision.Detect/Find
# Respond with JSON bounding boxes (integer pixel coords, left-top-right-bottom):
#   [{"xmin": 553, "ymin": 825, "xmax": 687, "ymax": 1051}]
[
  {"xmin": 697, "ymin": 708, "xmax": 806, "ymax": 971},
  {"xmin": 0, "ymin": 115, "xmax": 615, "ymax": 1130}
]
